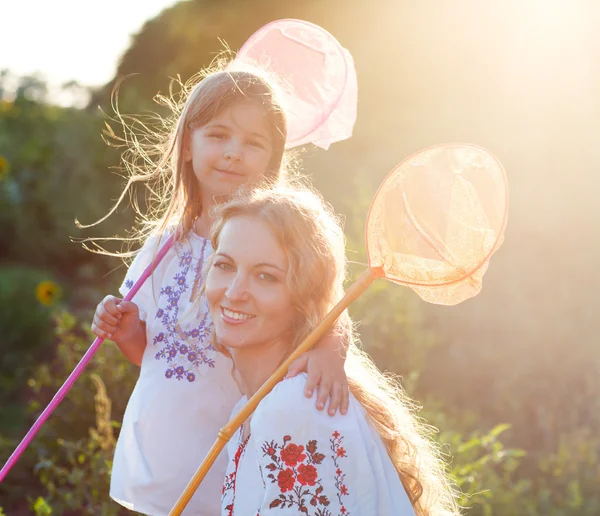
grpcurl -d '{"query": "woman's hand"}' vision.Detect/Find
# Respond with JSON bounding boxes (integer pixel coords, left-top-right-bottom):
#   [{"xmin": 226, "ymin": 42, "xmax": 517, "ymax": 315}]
[{"xmin": 287, "ymin": 334, "xmax": 349, "ymax": 416}]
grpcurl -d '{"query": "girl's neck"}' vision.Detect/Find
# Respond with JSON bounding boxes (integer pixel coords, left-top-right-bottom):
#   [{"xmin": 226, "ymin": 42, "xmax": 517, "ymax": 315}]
[
  {"xmin": 193, "ymin": 192, "xmax": 230, "ymax": 238},
  {"xmin": 230, "ymin": 337, "xmax": 293, "ymax": 399},
  {"xmin": 193, "ymin": 212, "xmax": 214, "ymax": 239}
]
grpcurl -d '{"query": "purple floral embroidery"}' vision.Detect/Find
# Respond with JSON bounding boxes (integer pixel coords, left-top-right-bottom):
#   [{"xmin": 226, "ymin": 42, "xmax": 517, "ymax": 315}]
[
  {"xmin": 125, "ymin": 279, "xmax": 134, "ymax": 289},
  {"xmin": 150, "ymin": 240, "xmax": 215, "ymax": 382}
]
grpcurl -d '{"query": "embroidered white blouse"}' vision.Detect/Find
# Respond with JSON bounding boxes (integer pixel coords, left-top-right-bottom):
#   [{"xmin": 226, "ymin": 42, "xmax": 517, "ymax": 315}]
[
  {"xmin": 110, "ymin": 231, "xmax": 241, "ymax": 516},
  {"xmin": 222, "ymin": 374, "xmax": 416, "ymax": 516}
]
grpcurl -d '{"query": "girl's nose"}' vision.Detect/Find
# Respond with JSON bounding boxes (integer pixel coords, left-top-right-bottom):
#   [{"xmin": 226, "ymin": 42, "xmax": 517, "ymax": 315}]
[{"xmin": 224, "ymin": 141, "xmax": 242, "ymax": 162}]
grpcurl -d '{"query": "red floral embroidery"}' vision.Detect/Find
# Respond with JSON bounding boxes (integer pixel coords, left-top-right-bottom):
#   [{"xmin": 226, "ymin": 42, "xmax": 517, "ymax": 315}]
[
  {"xmin": 261, "ymin": 432, "xmax": 349, "ymax": 515},
  {"xmin": 222, "ymin": 433, "xmax": 250, "ymax": 516},
  {"xmin": 298, "ymin": 463, "xmax": 318, "ymax": 486},
  {"xmin": 331, "ymin": 432, "xmax": 350, "ymax": 515},
  {"xmin": 277, "ymin": 468, "xmax": 296, "ymax": 492},
  {"xmin": 261, "ymin": 435, "xmax": 330, "ymax": 514},
  {"xmin": 280, "ymin": 443, "xmax": 307, "ymax": 466}
]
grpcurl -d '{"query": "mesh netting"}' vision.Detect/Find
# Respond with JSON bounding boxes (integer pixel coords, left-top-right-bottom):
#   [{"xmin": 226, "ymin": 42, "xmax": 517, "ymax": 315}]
[
  {"xmin": 366, "ymin": 144, "xmax": 508, "ymax": 305},
  {"xmin": 232, "ymin": 19, "xmax": 357, "ymax": 149}
]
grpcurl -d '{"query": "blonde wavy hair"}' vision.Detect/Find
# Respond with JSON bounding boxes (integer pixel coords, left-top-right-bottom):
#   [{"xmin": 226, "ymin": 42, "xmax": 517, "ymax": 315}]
[
  {"xmin": 206, "ymin": 186, "xmax": 461, "ymax": 515},
  {"xmin": 80, "ymin": 59, "xmax": 292, "ymax": 256}
]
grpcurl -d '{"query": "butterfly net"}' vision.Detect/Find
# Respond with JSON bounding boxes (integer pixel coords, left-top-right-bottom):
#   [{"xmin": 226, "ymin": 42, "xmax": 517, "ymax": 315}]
[
  {"xmin": 366, "ymin": 144, "xmax": 508, "ymax": 305},
  {"xmin": 232, "ymin": 19, "xmax": 357, "ymax": 149}
]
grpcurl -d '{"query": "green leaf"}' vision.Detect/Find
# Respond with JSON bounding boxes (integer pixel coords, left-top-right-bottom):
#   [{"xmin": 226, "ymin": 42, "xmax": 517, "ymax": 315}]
[{"xmin": 32, "ymin": 497, "xmax": 52, "ymax": 515}]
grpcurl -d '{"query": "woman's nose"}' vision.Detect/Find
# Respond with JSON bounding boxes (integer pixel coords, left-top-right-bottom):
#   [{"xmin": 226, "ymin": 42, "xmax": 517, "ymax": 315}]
[{"xmin": 225, "ymin": 274, "xmax": 249, "ymax": 301}]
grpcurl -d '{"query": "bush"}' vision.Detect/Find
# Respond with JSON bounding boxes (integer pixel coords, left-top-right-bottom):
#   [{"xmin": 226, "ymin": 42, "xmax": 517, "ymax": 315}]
[
  {"xmin": 0, "ymin": 311, "xmax": 137, "ymax": 514},
  {"xmin": 0, "ymin": 72, "xmax": 129, "ymax": 279},
  {"xmin": 0, "ymin": 266, "xmax": 60, "ymax": 436}
]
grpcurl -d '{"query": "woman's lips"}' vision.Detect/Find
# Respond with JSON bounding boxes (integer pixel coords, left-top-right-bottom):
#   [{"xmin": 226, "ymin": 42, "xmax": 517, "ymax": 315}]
[{"xmin": 221, "ymin": 306, "xmax": 255, "ymax": 325}]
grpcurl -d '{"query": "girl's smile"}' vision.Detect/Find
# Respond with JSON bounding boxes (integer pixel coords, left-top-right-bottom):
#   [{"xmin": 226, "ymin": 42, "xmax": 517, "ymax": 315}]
[{"xmin": 184, "ymin": 102, "xmax": 274, "ymax": 205}]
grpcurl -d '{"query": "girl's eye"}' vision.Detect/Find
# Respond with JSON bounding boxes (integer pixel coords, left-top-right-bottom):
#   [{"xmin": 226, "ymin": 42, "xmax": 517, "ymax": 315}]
[
  {"xmin": 208, "ymin": 132, "xmax": 227, "ymax": 139},
  {"xmin": 214, "ymin": 261, "xmax": 234, "ymax": 272},
  {"xmin": 248, "ymin": 139, "xmax": 265, "ymax": 149}
]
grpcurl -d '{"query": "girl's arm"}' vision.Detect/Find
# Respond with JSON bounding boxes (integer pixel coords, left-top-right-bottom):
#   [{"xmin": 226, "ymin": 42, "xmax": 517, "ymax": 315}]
[
  {"xmin": 112, "ymin": 305, "xmax": 147, "ymax": 366},
  {"xmin": 106, "ymin": 232, "xmax": 166, "ymax": 366},
  {"xmin": 286, "ymin": 311, "xmax": 352, "ymax": 415}
]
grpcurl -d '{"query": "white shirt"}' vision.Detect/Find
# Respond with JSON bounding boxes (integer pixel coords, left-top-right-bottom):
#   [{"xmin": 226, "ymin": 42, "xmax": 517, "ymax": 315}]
[
  {"xmin": 110, "ymin": 231, "xmax": 241, "ymax": 516},
  {"xmin": 222, "ymin": 374, "xmax": 416, "ymax": 516}
]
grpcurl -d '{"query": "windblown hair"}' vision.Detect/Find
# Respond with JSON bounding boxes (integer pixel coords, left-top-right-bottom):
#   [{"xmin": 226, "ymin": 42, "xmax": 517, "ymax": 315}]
[
  {"xmin": 206, "ymin": 187, "xmax": 461, "ymax": 515},
  {"xmin": 80, "ymin": 59, "xmax": 291, "ymax": 257}
]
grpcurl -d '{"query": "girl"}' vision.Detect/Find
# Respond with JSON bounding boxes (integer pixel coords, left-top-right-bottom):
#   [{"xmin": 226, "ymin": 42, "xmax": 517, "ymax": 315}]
[
  {"xmin": 203, "ymin": 187, "xmax": 461, "ymax": 515},
  {"xmin": 91, "ymin": 68, "xmax": 350, "ymax": 515}
]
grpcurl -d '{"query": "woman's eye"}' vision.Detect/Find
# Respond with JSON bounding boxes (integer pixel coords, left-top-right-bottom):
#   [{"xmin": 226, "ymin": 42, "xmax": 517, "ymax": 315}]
[
  {"xmin": 208, "ymin": 132, "xmax": 227, "ymax": 139},
  {"xmin": 214, "ymin": 261, "xmax": 234, "ymax": 271},
  {"xmin": 257, "ymin": 272, "xmax": 277, "ymax": 282}
]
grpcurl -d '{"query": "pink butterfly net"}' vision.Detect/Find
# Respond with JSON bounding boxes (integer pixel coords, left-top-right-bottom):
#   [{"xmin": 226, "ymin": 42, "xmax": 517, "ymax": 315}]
[
  {"xmin": 231, "ymin": 19, "xmax": 357, "ymax": 149},
  {"xmin": 366, "ymin": 144, "xmax": 508, "ymax": 305}
]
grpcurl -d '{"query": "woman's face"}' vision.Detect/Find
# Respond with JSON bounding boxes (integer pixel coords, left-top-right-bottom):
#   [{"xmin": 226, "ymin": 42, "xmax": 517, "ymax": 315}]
[{"xmin": 205, "ymin": 216, "xmax": 296, "ymax": 352}]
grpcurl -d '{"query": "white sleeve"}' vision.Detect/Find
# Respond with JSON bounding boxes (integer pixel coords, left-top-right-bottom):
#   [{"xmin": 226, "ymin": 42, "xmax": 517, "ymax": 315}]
[
  {"xmin": 117, "ymin": 231, "xmax": 169, "ymax": 322},
  {"xmin": 250, "ymin": 375, "xmax": 415, "ymax": 516}
]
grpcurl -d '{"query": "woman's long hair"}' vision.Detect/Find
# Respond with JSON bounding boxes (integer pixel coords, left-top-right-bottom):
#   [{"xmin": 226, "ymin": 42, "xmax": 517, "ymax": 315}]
[{"xmin": 205, "ymin": 186, "xmax": 461, "ymax": 515}]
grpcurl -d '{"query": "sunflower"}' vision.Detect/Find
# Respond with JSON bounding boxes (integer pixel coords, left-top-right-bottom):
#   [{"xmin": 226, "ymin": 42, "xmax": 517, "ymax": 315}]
[
  {"xmin": 35, "ymin": 280, "xmax": 62, "ymax": 307},
  {"xmin": 0, "ymin": 155, "xmax": 9, "ymax": 181}
]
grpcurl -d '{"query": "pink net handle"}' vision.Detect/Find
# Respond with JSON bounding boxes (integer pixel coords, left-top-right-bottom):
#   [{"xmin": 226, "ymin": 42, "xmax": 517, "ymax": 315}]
[
  {"xmin": 0, "ymin": 233, "xmax": 177, "ymax": 483},
  {"xmin": 232, "ymin": 19, "xmax": 358, "ymax": 150}
]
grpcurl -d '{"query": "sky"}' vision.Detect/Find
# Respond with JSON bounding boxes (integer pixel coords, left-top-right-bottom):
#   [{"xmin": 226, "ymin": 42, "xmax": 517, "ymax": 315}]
[{"xmin": 1, "ymin": 0, "xmax": 178, "ymax": 104}]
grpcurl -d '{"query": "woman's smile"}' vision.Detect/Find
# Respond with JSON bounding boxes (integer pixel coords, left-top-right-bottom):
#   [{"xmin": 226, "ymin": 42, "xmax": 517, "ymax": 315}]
[
  {"xmin": 205, "ymin": 216, "xmax": 295, "ymax": 351},
  {"xmin": 221, "ymin": 306, "xmax": 256, "ymax": 323}
]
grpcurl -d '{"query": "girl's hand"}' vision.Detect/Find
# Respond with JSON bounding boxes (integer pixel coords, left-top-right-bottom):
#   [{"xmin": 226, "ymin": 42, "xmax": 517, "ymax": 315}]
[
  {"xmin": 91, "ymin": 295, "xmax": 141, "ymax": 344},
  {"xmin": 287, "ymin": 336, "xmax": 349, "ymax": 416}
]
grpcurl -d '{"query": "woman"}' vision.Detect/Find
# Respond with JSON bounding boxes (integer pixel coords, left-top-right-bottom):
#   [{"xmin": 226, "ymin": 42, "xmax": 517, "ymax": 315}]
[{"xmin": 203, "ymin": 186, "xmax": 460, "ymax": 515}]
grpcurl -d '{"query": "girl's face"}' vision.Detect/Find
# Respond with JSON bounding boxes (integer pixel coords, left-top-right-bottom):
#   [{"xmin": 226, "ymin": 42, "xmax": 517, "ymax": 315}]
[
  {"xmin": 185, "ymin": 101, "xmax": 274, "ymax": 203},
  {"xmin": 205, "ymin": 216, "xmax": 296, "ymax": 353}
]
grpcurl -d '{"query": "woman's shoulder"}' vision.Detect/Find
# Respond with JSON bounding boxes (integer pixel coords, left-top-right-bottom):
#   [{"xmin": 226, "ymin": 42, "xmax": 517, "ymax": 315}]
[
  {"xmin": 257, "ymin": 374, "xmax": 313, "ymax": 412},
  {"xmin": 252, "ymin": 374, "xmax": 356, "ymax": 435}
]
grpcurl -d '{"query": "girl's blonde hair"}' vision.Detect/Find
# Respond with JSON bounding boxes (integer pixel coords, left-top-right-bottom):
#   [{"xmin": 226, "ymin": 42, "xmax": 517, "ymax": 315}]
[
  {"xmin": 82, "ymin": 61, "xmax": 291, "ymax": 256},
  {"xmin": 207, "ymin": 187, "xmax": 461, "ymax": 515}
]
